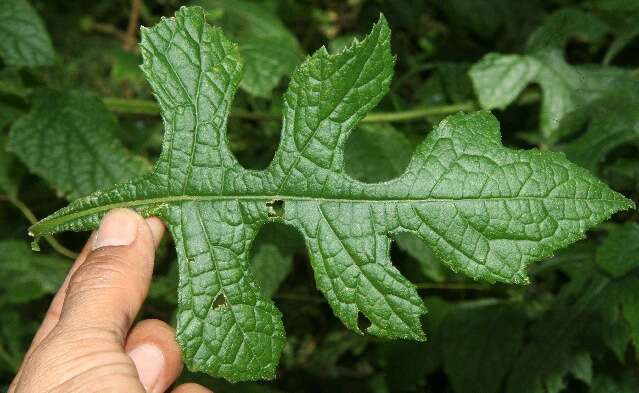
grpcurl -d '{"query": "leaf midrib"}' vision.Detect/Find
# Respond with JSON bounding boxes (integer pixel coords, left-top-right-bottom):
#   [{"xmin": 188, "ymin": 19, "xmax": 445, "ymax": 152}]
[{"xmin": 32, "ymin": 193, "xmax": 628, "ymax": 236}]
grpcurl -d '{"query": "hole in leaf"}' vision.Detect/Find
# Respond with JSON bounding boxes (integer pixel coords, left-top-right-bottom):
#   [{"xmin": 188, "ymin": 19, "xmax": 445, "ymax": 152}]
[
  {"xmin": 212, "ymin": 294, "xmax": 227, "ymax": 309},
  {"xmin": 357, "ymin": 312, "xmax": 372, "ymax": 332},
  {"xmin": 266, "ymin": 199, "xmax": 285, "ymax": 218}
]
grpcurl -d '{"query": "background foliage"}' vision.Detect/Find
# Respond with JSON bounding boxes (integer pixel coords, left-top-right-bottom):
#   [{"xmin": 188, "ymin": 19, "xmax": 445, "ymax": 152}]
[{"xmin": 1, "ymin": 0, "xmax": 639, "ymax": 392}]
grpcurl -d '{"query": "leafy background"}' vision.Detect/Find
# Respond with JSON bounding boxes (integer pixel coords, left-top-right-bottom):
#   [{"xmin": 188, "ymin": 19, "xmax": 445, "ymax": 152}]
[{"xmin": 1, "ymin": 0, "xmax": 639, "ymax": 392}]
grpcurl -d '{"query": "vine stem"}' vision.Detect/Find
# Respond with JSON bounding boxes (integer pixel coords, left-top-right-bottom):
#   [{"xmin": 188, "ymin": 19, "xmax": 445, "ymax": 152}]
[
  {"xmin": 413, "ymin": 282, "xmax": 489, "ymax": 290},
  {"xmin": 3, "ymin": 83, "xmax": 539, "ymax": 123},
  {"xmin": 0, "ymin": 196, "xmax": 78, "ymax": 259},
  {"xmin": 103, "ymin": 90, "xmax": 541, "ymax": 122},
  {"xmin": 103, "ymin": 97, "xmax": 478, "ymax": 122},
  {"xmin": 123, "ymin": 0, "xmax": 143, "ymax": 52}
]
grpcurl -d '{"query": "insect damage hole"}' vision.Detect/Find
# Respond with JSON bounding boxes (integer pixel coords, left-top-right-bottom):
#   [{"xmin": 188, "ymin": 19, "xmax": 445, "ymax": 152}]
[
  {"xmin": 266, "ymin": 199, "xmax": 285, "ymax": 218},
  {"xmin": 357, "ymin": 312, "xmax": 372, "ymax": 333},
  {"xmin": 212, "ymin": 294, "xmax": 227, "ymax": 309}
]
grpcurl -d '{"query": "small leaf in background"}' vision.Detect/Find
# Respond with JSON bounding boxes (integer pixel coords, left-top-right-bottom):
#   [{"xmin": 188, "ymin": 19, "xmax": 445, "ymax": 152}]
[
  {"xmin": 441, "ymin": 302, "xmax": 527, "ymax": 393},
  {"xmin": 250, "ymin": 223, "xmax": 304, "ymax": 297},
  {"xmin": 0, "ymin": 102, "xmax": 23, "ymax": 130},
  {"xmin": 378, "ymin": 297, "xmax": 451, "ymax": 392},
  {"xmin": 0, "ymin": 240, "xmax": 68, "ymax": 305},
  {"xmin": 0, "ymin": 134, "xmax": 24, "ymax": 199},
  {"xmin": 506, "ymin": 272, "xmax": 633, "ymax": 393},
  {"xmin": 0, "ymin": 0, "xmax": 55, "ymax": 67},
  {"xmin": 8, "ymin": 88, "xmax": 148, "ymax": 200},
  {"xmin": 196, "ymin": 0, "xmax": 304, "ymax": 97},
  {"xmin": 618, "ymin": 278, "xmax": 639, "ymax": 355},
  {"xmin": 592, "ymin": 373, "xmax": 639, "ymax": 393},
  {"xmin": 344, "ymin": 124, "xmax": 413, "ymax": 183},
  {"xmin": 0, "ymin": 310, "xmax": 38, "ymax": 374},
  {"xmin": 596, "ymin": 223, "xmax": 639, "ymax": 277},
  {"xmin": 394, "ymin": 233, "xmax": 447, "ymax": 283},
  {"xmin": 109, "ymin": 48, "xmax": 146, "ymax": 86}
]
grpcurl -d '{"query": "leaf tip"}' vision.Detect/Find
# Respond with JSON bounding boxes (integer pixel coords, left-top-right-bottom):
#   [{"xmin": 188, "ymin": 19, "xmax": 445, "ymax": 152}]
[{"xmin": 30, "ymin": 237, "xmax": 41, "ymax": 252}]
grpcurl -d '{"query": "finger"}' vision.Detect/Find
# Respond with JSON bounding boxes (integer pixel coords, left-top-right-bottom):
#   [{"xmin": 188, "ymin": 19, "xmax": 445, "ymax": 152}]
[
  {"xmin": 172, "ymin": 383, "xmax": 214, "ymax": 393},
  {"xmin": 31, "ymin": 217, "xmax": 165, "ymax": 350},
  {"xmin": 56, "ymin": 208, "xmax": 159, "ymax": 340},
  {"xmin": 25, "ymin": 232, "xmax": 96, "ymax": 354},
  {"xmin": 125, "ymin": 319, "xmax": 182, "ymax": 393}
]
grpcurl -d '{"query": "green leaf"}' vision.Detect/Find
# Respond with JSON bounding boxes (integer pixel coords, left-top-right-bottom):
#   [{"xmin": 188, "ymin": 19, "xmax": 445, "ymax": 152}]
[
  {"xmin": 596, "ymin": 223, "xmax": 639, "ymax": 277},
  {"xmin": 469, "ymin": 9, "xmax": 613, "ymax": 141},
  {"xmin": 197, "ymin": 0, "xmax": 304, "ymax": 97},
  {"xmin": 29, "ymin": 7, "xmax": 632, "ymax": 381},
  {"xmin": 0, "ymin": 0, "xmax": 55, "ymax": 67},
  {"xmin": 0, "ymin": 240, "xmax": 68, "ymax": 305},
  {"xmin": 8, "ymin": 89, "xmax": 148, "ymax": 200},
  {"xmin": 441, "ymin": 302, "xmax": 526, "ymax": 393}
]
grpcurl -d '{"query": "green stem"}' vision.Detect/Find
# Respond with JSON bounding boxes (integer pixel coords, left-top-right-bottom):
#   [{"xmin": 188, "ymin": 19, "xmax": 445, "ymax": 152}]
[
  {"xmin": 1, "ymin": 81, "xmax": 540, "ymax": 124},
  {"xmin": 413, "ymin": 282, "xmax": 489, "ymax": 290},
  {"xmin": 362, "ymin": 102, "xmax": 477, "ymax": 122},
  {"xmin": 103, "ymin": 96, "xmax": 479, "ymax": 122},
  {"xmin": 1, "ymin": 196, "xmax": 78, "ymax": 259},
  {"xmin": 102, "ymin": 97, "xmax": 159, "ymax": 115},
  {"xmin": 103, "ymin": 89, "xmax": 541, "ymax": 123}
]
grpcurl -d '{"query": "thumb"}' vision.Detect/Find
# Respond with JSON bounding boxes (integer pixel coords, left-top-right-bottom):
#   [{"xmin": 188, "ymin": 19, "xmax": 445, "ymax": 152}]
[{"xmin": 57, "ymin": 208, "xmax": 159, "ymax": 341}]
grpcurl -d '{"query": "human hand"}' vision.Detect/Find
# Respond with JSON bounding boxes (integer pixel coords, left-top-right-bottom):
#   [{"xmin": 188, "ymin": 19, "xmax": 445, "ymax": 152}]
[{"xmin": 9, "ymin": 209, "xmax": 211, "ymax": 393}]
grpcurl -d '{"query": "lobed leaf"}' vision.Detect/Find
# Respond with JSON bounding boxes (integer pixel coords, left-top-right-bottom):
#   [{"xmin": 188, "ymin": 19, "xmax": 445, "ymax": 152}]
[
  {"xmin": 28, "ymin": 6, "xmax": 633, "ymax": 381},
  {"xmin": 195, "ymin": 0, "xmax": 304, "ymax": 97}
]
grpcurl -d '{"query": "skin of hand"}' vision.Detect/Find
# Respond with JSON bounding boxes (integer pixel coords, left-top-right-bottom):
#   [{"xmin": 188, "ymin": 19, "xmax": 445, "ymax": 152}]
[{"xmin": 9, "ymin": 209, "xmax": 212, "ymax": 393}]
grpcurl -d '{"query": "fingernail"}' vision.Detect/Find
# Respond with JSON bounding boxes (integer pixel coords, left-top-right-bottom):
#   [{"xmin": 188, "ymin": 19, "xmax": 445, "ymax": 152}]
[
  {"xmin": 145, "ymin": 217, "xmax": 165, "ymax": 248},
  {"xmin": 128, "ymin": 343, "xmax": 164, "ymax": 392},
  {"xmin": 92, "ymin": 209, "xmax": 139, "ymax": 250}
]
